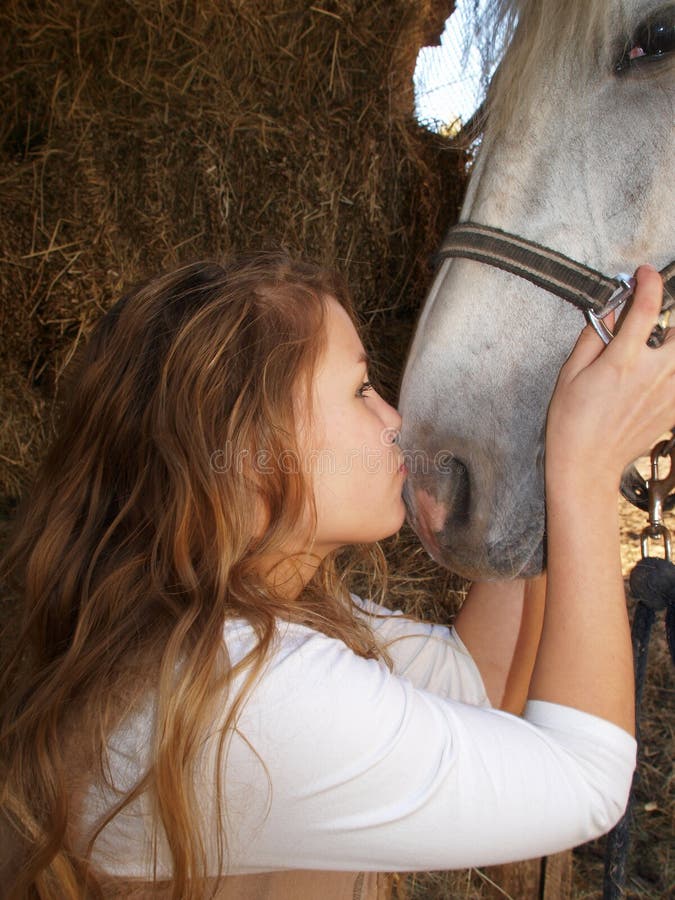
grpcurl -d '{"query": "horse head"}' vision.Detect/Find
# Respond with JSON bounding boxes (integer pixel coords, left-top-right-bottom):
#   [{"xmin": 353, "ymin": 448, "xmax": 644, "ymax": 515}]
[{"xmin": 400, "ymin": 0, "xmax": 674, "ymax": 579}]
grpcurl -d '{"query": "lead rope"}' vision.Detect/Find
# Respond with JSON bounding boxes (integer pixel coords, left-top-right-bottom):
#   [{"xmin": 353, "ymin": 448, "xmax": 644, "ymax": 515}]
[{"xmin": 603, "ymin": 440, "xmax": 675, "ymax": 899}]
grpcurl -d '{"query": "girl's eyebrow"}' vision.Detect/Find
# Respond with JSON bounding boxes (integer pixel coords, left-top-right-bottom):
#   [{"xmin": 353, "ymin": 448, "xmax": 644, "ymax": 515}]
[{"xmin": 357, "ymin": 351, "xmax": 369, "ymax": 365}]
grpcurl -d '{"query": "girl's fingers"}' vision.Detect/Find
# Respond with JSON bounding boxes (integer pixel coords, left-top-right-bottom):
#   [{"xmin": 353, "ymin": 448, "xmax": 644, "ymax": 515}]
[
  {"xmin": 609, "ymin": 265, "xmax": 663, "ymax": 349},
  {"xmin": 557, "ymin": 264, "xmax": 670, "ymax": 397},
  {"xmin": 560, "ymin": 310, "xmax": 615, "ymax": 379}
]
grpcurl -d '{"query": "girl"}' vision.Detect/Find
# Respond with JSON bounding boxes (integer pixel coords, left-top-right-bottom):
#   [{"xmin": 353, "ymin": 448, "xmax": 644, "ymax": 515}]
[{"xmin": 1, "ymin": 253, "xmax": 673, "ymax": 899}]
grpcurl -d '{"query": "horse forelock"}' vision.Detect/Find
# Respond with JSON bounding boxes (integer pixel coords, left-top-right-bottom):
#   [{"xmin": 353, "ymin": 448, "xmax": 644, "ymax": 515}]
[{"xmin": 473, "ymin": 0, "xmax": 644, "ymax": 137}]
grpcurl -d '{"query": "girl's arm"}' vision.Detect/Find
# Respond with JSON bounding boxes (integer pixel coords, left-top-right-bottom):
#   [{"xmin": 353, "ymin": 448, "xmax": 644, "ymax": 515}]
[
  {"xmin": 528, "ymin": 266, "xmax": 673, "ymax": 732},
  {"xmin": 532, "ymin": 461, "xmax": 630, "ymax": 729},
  {"xmin": 454, "ymin": 576, "xmax": 546, "ymax": 713},
  {"xmin": 457, "ymin": 266, "xmax": 674, "ymax": 731}
]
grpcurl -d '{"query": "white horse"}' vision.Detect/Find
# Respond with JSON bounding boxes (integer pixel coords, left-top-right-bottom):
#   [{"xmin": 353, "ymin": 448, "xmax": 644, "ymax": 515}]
[{"xmin": 400, "ymin": 0, "xmax": 674, "ymax": 580}]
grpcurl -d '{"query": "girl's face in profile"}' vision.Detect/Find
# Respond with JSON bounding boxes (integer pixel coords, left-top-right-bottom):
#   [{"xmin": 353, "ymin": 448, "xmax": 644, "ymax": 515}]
[{"xmin": 303, "ymin": 296, "xmax": 407, "ymax": 556}]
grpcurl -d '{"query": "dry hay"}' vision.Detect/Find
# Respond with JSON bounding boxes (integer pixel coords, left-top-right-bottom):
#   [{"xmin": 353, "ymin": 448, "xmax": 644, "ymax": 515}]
[
  {"xmin": 0, "ymin": 0, "xmax": 471, "ymax": 891},
  {"xmin": 0, "ymin": 0, "xmax": 466, "ymax": 497}
]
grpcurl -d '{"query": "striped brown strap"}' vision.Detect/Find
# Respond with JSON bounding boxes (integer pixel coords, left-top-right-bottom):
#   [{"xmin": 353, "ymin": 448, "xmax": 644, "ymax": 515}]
[{"xmin": 436, "ymin": 222, "xmax": 674, "ymax": 317}]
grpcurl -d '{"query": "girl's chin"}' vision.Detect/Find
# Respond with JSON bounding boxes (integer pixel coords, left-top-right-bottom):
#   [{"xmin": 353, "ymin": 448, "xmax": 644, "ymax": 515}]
[
  {"xmin": 374, "ymin": 502, "xmax": 407, "ymax": 541},
  {"xmin": 318, "ymin": 499, "xmax": 408, "ymax": 548}
]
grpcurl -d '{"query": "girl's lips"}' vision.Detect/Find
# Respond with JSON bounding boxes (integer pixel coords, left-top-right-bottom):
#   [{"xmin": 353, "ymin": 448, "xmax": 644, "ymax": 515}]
[{"xmin": 399, "ymin": 463, "xmax": 408, "ymax": 475}]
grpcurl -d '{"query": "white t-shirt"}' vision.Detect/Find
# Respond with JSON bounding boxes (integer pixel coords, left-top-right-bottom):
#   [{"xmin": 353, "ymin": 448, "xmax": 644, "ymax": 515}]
[{"xmin": 83, "ymin": 596, "xmax": 636, "ymax": 877}]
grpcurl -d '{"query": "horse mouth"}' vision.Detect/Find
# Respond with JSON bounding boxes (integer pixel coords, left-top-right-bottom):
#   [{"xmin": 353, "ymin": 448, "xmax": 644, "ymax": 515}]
[
  {"xmin": 404, "ymin": 481, "xmax": 546, "ymax": 579},
  {"xmin": 425, "ymin": 532, "xmax": 545, "ymax": 581}
]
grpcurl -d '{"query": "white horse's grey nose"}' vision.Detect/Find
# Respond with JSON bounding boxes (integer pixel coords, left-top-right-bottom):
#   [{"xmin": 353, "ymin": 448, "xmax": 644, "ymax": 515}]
[
  {"xmin": 404, "ymin": 485, "xmax": 447, "ymax": 563},
  {"xmin": 402, "ymin": 438, "xmax": 546, "ymax": 579},
  {"xmin": 403, "ymin": 451, "xmax": 473, "ymax": 566},
  {"xmin": 434, "ymin": 454, "xmax": 471, "ymax": 525}
]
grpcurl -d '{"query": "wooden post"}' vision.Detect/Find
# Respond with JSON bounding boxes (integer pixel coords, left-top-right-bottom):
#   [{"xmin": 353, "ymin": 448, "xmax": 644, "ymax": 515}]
[{"xmin": 481, "ymin": 851, "xmax": 572, "ymax": 899}]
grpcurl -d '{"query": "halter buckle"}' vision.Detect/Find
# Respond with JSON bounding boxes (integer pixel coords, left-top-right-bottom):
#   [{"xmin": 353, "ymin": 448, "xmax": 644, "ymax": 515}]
[{"xmin": 585, "ymin": 276, "xmax": 635, "ymax": 345}]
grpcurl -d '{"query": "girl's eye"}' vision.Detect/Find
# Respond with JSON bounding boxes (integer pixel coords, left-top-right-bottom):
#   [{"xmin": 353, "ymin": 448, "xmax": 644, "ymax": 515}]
[{"xmin": 356, "ymin": 380, "xmax": 374, "ymax": 398}]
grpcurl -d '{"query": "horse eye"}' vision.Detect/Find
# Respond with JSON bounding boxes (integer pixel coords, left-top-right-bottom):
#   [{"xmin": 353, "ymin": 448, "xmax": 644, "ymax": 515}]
[{"xmin": 615, "ymin": 8, "xmax": 675, "ymax": 73}]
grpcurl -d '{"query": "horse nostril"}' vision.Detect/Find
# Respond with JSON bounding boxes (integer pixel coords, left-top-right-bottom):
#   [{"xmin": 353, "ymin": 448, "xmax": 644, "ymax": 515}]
[
  {"xmin": 436, "ymin": 453, "xmax": 466, "ymax": 478},
  {"xmin": 436, "ymin": 453, "xmax": 454, "ymax": 472},
  {"xmin": 437, "ymin": 454, "xmax": 471, "ymax": 525}
]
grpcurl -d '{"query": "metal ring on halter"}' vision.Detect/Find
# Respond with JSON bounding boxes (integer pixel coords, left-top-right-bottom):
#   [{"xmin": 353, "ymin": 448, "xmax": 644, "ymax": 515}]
[{"xmin": 585, "ymin": 275, "xmax": 635, "ymax": 345}]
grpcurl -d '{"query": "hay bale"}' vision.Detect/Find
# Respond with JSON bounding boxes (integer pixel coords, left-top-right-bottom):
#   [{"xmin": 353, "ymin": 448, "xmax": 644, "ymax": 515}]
[
  {"xmin": 0, "ymin": 0, "xmax": 466, "ymax": 497},
  {"xmin": 0, "ymin": 6, "xmax": 473, "ymax": 890}
]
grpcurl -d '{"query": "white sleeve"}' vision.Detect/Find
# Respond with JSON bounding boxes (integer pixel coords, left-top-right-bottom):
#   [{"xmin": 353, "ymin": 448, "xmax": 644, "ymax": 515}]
[
  {"xmin": 215, "ymin": 624, "xmax": 636, "ymax": 875},
  {"xmin": 87, "ymin": 621, "xmax": 636, "ymax": 878},
  {"xmin": 350, "ymin": 594, "xmax": 490, "ymax": 707}
]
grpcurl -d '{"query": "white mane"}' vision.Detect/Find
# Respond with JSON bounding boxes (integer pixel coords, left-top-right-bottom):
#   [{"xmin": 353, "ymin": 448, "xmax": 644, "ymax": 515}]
[{"xmin": 474, "ymin": 0, "xmax": 632, "ymax": 135}]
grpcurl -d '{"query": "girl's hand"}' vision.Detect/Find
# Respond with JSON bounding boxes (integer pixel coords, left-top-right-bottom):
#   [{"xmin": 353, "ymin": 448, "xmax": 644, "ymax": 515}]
[{"xmin": 546, "ymin": 265, "xmax": 675, "ymax": 489}]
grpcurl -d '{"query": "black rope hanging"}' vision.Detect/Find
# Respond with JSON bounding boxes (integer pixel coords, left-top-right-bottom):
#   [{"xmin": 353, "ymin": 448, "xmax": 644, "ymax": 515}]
[{"xmin": 603, "ymin": 438, "xmax": 675, "ymax": 899}]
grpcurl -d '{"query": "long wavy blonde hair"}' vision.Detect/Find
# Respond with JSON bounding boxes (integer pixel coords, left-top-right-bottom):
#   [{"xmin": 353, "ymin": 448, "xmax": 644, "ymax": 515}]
[{"xmin": 0, "ymin": 252, "xmax": 391, "ymax": 899}]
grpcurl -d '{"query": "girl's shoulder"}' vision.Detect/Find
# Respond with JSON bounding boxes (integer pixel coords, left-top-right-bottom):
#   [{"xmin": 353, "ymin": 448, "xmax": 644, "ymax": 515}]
[
  {"xmin": 222, "ymin": 602, "xmax": 387, "ymax": 672},
  {"xmin": 222, "ymin": 593, "xmax": 411, "ymax": 677}
]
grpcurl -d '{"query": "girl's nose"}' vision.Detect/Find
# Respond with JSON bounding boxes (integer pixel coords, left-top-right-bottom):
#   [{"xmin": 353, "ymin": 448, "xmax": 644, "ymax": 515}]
[
  {"xmin": 380, "ymin": 399, "xmax": 402, "ymax": 442},
  {"xmin": 389, "ymin": 404, "xmax": 403, "ymax": 433}
]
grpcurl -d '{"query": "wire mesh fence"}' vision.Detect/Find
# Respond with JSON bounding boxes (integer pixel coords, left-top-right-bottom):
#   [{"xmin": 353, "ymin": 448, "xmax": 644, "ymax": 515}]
[{"xmin": 413, "ymin": 0, "xmax": 507, "ymax": 137}]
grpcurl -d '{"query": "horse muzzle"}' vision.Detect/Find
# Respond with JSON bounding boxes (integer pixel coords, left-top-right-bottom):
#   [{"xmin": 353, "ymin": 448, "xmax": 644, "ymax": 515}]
[{"xmin": 402, "ymin": 446, "xmax": 546, "ymax": 580}]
